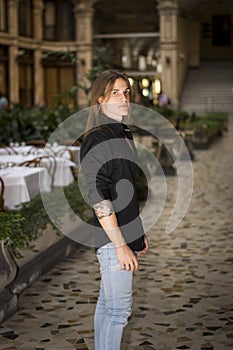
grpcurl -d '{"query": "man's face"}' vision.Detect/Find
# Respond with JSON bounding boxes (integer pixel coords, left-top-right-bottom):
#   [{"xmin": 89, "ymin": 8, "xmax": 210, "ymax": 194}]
[{"xmin": 99, "ymin": 78, "xmax": 130, "ymax": 122}]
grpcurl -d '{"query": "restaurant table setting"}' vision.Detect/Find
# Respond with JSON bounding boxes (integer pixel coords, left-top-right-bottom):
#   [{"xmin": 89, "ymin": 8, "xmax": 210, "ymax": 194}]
[
  {"xmin": 0, "ymin": 142, "xmax": 80, "ymax": 157},
  {"xmin": 0, "ymin": 144, "xmax": 34, "ymax": 155},
  {"xmin": 0, "ymin": 166, "xmax": 51, "ymax": 210},
  {"xmin": 0, "ymin": 149, "xmax": 78, "ymax": 187},
  {"xmin": 0, "ymin": 143, "xmax": 81, "ymax": 210}
]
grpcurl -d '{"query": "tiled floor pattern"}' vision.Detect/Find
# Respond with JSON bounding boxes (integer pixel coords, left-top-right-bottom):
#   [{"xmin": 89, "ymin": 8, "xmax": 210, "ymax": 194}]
[{"xmin": 0, "ymin": 121, "xmax": 233, "ymax": 350}]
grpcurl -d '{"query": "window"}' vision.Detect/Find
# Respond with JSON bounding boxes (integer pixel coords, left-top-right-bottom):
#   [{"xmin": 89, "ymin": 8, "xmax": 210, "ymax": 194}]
[
  {"xmin": 18, "ymin": 50, "xmax": 34, "ymax": 106},
  {"xmin": 0, "ymin": 46, "xmax": 8, "ymax": 96},
  {"xmin": 42, "ymin": 51, "xmax": 76, "ymax": 107},
  {"xmin": 212, "ymin": 15, "xmax": 231, "ymax": 46},
  {"xmin": 43, "ymin": 0, "xmax": 75, "ymax": 41},
  {"xmin": 0, "ymin": 0, "xmax": 7, "ymax": 32},
  {"xmin": 44, "ymin": 1, "xmax": 56, "ymax": 40},
  {"xmin": 18, "ymin": 0, "xmax": 33, "ymax": 37}
]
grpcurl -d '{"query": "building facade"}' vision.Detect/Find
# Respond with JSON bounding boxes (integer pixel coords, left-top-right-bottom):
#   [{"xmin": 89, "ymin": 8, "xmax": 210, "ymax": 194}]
[
  {"xmin": 0, "ymin": 0, "xmax": 94, "ymax": 108},
  {"xmin": 0, "ymin": 0, "xmax": 232, "ymax": 108}
]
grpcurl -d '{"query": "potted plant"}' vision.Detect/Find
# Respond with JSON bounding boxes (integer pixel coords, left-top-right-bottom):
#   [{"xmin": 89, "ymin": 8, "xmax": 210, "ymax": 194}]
[
  {"xmin": 0, "ymin": 182, "xmax": 91, "ymax": 290},
  {"xmin": 0, "ymin": 212, "xmax": 25, "ymax": 291}
]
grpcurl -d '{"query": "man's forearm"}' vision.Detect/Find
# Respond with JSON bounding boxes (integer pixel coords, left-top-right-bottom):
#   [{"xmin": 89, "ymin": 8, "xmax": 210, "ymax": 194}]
[{"xmin": 93, "ymin": 200, "xmax": 126, "ymax": 247}]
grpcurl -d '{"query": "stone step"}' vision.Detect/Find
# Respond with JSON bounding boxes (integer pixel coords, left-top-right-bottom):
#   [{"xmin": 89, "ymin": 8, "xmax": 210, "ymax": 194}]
[{"xmin": 180, "ymin": 60, "xmax": 233, "ymax": 114}]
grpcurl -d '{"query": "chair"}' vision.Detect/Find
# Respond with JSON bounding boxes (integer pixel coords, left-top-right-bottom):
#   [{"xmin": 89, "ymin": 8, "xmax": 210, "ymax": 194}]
[
  {"xmin": 57, "ymin": 142, "xmax": 81, "ymax": 180},
  {"xmin": 19, "ymin": 156, "xmax": 56, "ymax": 188},
  {"xmin": 19, "ymin": 157, "xmax": 41, "ymax": 167},
  {"xmin": 0, "ymin": 176, "xmax": 5, "ymax": 211},
  {"xmin": 26, "ymin": 140, "xmax": 46, "ymax": 148},
  {"xmin": 0, "ymin": 145, "xmax": 18, "ymax": 155},
  {"xmin": 68, "ymin": 149, "xmax": 80, "ymax": 179},
  {"xmin": 58, "ymin": 139, "xmax": 81, "ymax": 147},
  {"xmin": 39, "ymin": 156, "xmax": 57, "ymax": 188},
  {"xmin": 54, "ymin": 147, "xmax": 68, "ymax": 157}
]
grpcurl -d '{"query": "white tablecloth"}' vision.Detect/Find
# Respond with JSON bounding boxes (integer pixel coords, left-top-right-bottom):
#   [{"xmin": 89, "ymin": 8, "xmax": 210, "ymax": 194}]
[
  {"xmin": 0, "ymin": 146, "xmax": 35, "ymax": 155},
  {"xmin": 0, "ymin": 145, "xmax": 80, "ymax": 167},
  {"xmin": 0, "ymin": 154, "xmax": 75, "ymax": 187},
  {"xmin": 0, "ymin": 167, "xmax": 51, "ymax": 209},
  {"xmin": 43, "ymin": 145, "xmax": 80, "ymax": 165}
]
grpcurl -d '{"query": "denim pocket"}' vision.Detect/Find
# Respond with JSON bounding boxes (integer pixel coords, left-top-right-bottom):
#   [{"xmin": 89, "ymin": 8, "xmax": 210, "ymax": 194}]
[
  {"xmin": 108, "ymin": 248, "xmax": 121, "ymax": 272},
  {"xmin": 97, "ymin": 245, "xmax": 121, "ymax": 273}
]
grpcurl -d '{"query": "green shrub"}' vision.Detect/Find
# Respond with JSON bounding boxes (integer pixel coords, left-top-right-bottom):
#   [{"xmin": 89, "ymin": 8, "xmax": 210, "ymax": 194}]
[
  {"xmin": 0, "ymin": 104, "xmax": 77, "ymax": 145},
  {"xmin": 0, "ymin": 182, "xmax": 90, "ymax": 257},
  {"xmin": 179, "ymin": 112, "xmax": 228, "ymax": 134}
]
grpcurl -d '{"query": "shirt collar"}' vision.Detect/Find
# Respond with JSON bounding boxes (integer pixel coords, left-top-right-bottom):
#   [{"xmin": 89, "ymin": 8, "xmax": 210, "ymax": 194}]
[{"xmin": 101, "ymin": 113, "xmax": 128, "ymax": 136}]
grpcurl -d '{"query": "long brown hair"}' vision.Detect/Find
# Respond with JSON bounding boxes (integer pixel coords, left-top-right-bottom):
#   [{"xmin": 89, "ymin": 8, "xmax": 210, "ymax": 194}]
[{"xmin": 85, "ymin": 70, "xmax": 131, "ymax": 133}]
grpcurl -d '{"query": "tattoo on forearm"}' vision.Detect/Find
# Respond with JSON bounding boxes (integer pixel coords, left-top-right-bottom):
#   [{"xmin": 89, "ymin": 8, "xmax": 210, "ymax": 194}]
[{"xmin": 93, "ymin": 200, "xmax": 114, "ymax": 220}]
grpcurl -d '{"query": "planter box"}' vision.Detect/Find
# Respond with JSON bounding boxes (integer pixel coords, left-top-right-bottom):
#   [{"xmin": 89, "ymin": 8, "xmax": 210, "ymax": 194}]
[
  {"xmin": 15, "ymin": 224, "xmax": 62, "ymax": 268},
  {"xmin": 0, "ymin": 241, "xmax": 17, "ymax": 292},
  {"xmin": 192, "ymin": 128, "xmax": 220, "ymax": 149},
  {"xmin": 0, "ymin": 224, "xmax": 81, "ymax": 324}
]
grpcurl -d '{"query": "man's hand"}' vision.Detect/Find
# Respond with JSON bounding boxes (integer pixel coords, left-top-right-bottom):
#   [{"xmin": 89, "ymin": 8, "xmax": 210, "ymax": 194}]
[
  {"xmin": 138, "ymin": 235, "xmax": 149, "ymax": 256},
  {"xmin": 93, "ymin": 199, "xmax": 145, "ymax": 271},
  {"xmin": 116, "ymin": 245, "xmax": 139, "ymax": 271}
]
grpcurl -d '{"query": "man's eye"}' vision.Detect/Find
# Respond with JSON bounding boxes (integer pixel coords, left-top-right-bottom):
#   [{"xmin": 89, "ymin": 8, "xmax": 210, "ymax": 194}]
[{"xmin": 111, "ymin": 89, "xmax": 130, "ymax": 96}]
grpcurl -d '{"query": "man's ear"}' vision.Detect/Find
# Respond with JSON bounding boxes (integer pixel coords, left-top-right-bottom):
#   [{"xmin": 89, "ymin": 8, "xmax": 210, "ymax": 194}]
[{"xmin": 97, "ymin": 96, "xmax": 103, "ymax": 104}]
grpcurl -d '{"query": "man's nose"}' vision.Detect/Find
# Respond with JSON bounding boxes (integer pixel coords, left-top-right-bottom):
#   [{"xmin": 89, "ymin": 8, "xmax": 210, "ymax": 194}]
[{"xmin": 119, "ymin": 92, "xmax": 127, "ymax": 101}]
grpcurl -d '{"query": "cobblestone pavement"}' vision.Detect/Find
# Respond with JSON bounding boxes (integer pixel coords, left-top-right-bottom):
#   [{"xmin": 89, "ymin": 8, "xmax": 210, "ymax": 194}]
[{"xmin": 0, "ymin": 120, "xmax": 232, "ymax": 350}]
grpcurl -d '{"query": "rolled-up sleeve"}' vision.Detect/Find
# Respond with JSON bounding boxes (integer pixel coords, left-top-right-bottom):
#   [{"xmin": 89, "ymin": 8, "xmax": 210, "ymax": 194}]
[{"xmin": 80, "ymin": 132, "xmax": 113, "ymax": 206}]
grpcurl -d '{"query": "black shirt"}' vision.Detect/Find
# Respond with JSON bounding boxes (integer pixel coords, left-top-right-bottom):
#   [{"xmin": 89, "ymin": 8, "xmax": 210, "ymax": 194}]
[{"xmin": 80, "ymin": 114, "xmax": 145, "ymax": 251}]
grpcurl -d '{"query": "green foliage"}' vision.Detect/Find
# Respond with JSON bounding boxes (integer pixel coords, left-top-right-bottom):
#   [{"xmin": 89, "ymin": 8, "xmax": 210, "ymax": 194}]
[
  {"xmin": 0, "ymin": 182, "xmax": 90, "ymax": 258},
  {"xmin": 54, "ymin": 85, "xmax": 78, "ymax": 107},
  {"xmin": 0, "ymin": 104, "xmax": 76, "ymax": 145},
  {"xmin": 152, "ymin": 105, "xmax": 175, "ymax": 118},
  {"xmin": 179, "ymin": 112, "xmax": 228, "ymax": 134},
  {"xmin": 0, "ymin": 213, "xmax": 27, "ymax": 253},
  {"xmin": 151, "ymin": 107, "xmax": 227, "ymax": 133}
]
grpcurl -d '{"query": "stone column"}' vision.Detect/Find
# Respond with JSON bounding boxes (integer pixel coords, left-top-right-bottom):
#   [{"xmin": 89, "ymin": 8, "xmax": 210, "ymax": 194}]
[
  {"xmin": 33, "ymin": 0, "xmax": 44, "ymax": 105},
  {"xmin": 157, "ymin": 0, "xmax": 179, "ymax": 108},
  {"xmin": 8, "ymin": 46, "xmax": 19, "ymax": 105},
  {"xmin": 8, "ymin": 0, "xmax": 19, "ymax": 105},
  {"xmin": 34, "ymin": 50, "xmax": 44, "ymax": 106},
  {"xmin": 73, "ymin": 0, "xmax": 95, "ymax": 106},
  {"xmin": 8, "ymin": 0, "xmax": 18, "ymax": 36},
  {"xmin": 33, "ymin": 0, "xmax": 43, "ymax": 41}
]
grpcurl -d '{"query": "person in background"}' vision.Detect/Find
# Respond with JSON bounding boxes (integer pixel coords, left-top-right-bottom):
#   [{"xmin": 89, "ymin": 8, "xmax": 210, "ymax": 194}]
[
  {"xmin": 0, "ymin": 91, "xmax": 8, "ymax": 110},
  {"xmin": 157, "ymin": 90, "xmax": 170, "ymax": 107},
  {"xmin": 80, "ymin": 70, "xmax": 149, "ymax": 350}
]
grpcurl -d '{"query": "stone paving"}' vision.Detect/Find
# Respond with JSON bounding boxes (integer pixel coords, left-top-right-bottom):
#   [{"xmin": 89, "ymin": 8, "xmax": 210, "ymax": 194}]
[{"xmin": 0, "ymin": 120, "xmax": 232, "ymax": 350}]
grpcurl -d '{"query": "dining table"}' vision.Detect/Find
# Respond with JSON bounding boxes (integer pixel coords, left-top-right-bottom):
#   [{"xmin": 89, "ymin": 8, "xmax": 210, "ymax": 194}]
[
  {"xmin": 0, "ymin": 152, "xmax": 76, "ymax": 187},
  {"xmin": 0, "ymin": 144, "xmax": 80, "ymax": 163},
  {"xmin": 0, "ymin": 166, "xmax": 51, "ymax": 210},
  {"xmin": 0, "ymin": 145, "xmax": 35, "ymax": 156}
]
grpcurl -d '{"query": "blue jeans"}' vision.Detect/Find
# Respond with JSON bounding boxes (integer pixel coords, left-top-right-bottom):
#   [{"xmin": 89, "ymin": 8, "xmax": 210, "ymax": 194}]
[{"xmin": 94, "ymin": 243, "xmax": 133, "ymax": 350}]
